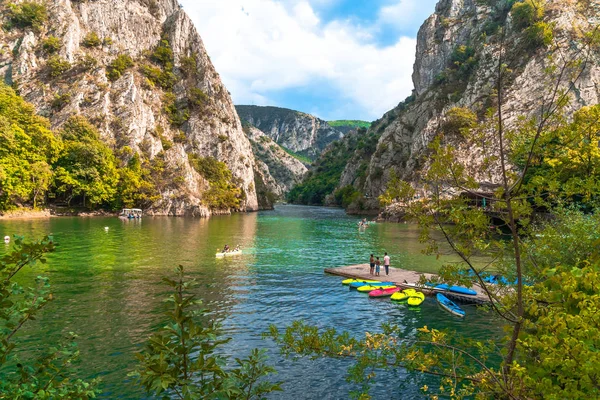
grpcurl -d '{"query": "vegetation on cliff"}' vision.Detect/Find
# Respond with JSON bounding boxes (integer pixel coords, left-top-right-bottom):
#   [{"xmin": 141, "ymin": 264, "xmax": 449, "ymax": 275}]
[
  {"xmin": 0, "ymin": 84, "xmax": 240, "ymax": 213},
  {"xmin": 287, "ymin": 127, "xmax": 378, "ymax": 206}
]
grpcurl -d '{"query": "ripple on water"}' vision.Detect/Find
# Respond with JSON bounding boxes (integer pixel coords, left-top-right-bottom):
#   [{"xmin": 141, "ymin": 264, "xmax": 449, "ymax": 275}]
[{"xmin": 0, "ymin": 206, "xmax": 502, "ymax": 398}]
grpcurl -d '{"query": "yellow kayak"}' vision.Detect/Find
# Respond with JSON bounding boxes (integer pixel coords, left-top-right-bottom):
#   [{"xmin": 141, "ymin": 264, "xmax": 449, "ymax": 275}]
[
  {"xmin": 342, "ymin": 278, "xmax": 380, "ymax": 285},
  {"xmin": 407, "ymin": 292, "xmax": 425, "ymax": 306},
  {"xmin": 357, "ymin": 284, "xmax": 396, "ymax": 292},
  {"xmin": 391, "ymin": 288, "xmax": 417, "ymax": 301}
]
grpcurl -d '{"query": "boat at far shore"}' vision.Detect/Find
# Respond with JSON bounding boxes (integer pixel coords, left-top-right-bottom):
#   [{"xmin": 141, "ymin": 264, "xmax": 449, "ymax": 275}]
[{"xmin": 119, "ymin": 208, "xmax": 142, "ymax": 219}]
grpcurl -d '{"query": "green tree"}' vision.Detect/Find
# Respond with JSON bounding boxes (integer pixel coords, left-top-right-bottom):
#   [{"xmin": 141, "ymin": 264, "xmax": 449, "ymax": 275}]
[
  {"xmin": 0, "ymin": 84, "xmax": 61, "ymax": 211},
  {"xmin": 132, "ymin": 265, "xmax": 281, "ymax": 399},
  {"xmin": 188, "ymin": 155, "xmax": 243, "ymax": 210},
  {"xmin": 53, "ymin": 116, "xmax": 118, "ymax": 207},
  {"xmin": 115, "ymin": 153, "xmax": 160, "ymax": 209},
  {"xmin": 0, "ymin": 236, "xmax": 100, "ymax": 398}
]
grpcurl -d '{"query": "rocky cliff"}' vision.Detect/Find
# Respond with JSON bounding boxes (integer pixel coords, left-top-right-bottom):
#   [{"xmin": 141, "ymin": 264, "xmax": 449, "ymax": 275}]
[
  {"xmin": 245, "ymin": 125, "xmax": 307, "ymax": 208},
  {"xmin": 335, "ymin": 0, "xmax": 600, "ymax": 210},
  {"xmin": 0, "ymin": 0, "xmax": 258, "ymax": 216},
  {"xmin": 235, "ymin": 105, "xmax": 344, "ymax": 160}
]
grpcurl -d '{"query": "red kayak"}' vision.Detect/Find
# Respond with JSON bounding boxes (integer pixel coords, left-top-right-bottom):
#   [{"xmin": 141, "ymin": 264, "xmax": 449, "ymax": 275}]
[{"xmin": 369, "ymin": 287, "xmax": 400, "ymax": 297}]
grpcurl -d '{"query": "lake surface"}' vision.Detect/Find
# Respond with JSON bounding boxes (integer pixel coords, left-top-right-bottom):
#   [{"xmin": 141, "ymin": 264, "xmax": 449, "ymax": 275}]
[{"xmin": 0, "ymin": 205, "xmax": 501, "ymax": 399}]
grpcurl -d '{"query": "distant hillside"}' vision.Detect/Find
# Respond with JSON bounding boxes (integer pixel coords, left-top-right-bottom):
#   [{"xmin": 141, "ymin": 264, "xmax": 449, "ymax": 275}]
[
  {"xmin": 327, "ymin": 120, "xmax": 371, "ymax": 134},
  {"xmin": 235, "ymin": 105, "xmax": 344, "ymax": 160}
]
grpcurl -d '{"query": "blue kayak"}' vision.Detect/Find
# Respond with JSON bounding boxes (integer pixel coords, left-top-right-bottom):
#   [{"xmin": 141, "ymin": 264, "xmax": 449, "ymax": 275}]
[
  {"xmin": 349, "ymin": 281, "xmax": 394, "ymax": 288},
  {"xmin": 436, "ymin": 293, "xmax": 465, "ymax": 317},
  {"xmin": 429, "ymin": 283, "xmax": 477, "ymax": 296}
]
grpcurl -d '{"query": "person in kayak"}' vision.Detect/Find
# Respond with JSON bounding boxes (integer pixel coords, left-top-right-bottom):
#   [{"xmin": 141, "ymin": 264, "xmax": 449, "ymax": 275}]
[
  {"xmin": 383, "ymin": 252, "xmax": 390, "ymax": 276},
  {"xmin": 222, "ymin": 244, "xmax": 230, "ymax": 253},
  {"xmin": 369, "ymin": 254, "xmax": 375, "ymax": 275},
  {"xmin": 375, "ymin": 257, "xmax": 381, "ymax": 276},
  {"xmin": 234, "ymin": 244, "xmax": 241, "ymax": 252}
]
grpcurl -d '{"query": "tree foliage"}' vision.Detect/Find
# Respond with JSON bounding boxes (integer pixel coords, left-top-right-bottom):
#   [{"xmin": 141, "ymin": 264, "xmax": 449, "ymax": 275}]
[
  {"xmin": 106, "ymin": 54, "xmax": 134, "ymax": 81},
  {"xmin": 0, "ymin": 236, "xmax": 100, "ymax": 398},
  {"xmin": 132, "ymin": 265, "xmax": 281, "ymax": 399},
  {"xmin": 53, "ymin": 116, "xmax": 119, "ymax": 207},
  {"xmin": 188, "ymin": 155, "xmax": 244, "ymax": 210},
  {"xmin": 6, "ymin": 1, "xmax": 47, "ymax": 31},
  {"xmin": 0, "ymin": 84, "xmax": 61, "ymax": 210}
]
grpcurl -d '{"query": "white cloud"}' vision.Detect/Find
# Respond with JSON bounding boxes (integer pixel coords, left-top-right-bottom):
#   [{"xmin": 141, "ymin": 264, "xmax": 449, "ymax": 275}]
[
  {"xmin": 180, "ymin": 0, "xmax": 419, "ymax": 120},
  {"xmin": 378, "ymin": 0, "xmax": 419, "ymax": 26}
]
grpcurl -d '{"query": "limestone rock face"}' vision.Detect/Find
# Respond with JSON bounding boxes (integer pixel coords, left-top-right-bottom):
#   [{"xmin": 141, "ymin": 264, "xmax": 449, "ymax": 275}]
[
  {"xmin": 348, "ymin": 0, "xmax": 600, "ymax": 203},
  {"xmin": 0, "ymin": 0, "xmax": 258, "ymax": 215},
  {"xmin": 246, "ymin": 126, "xmax": 308, "ymax": 205},
  {"xmin": 236, "ymin": 105, "xmax": 344, "ymax": 160}
]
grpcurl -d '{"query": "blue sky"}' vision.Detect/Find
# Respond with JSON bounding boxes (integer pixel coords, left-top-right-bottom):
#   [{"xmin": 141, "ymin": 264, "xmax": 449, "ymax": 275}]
[{"xmin": 180, "ymin": 0, "xmax": 439, "ymax": 121}]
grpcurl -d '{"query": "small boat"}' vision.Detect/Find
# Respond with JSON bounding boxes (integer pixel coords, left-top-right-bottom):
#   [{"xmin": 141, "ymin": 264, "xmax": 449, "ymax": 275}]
[
  {"xmin": 349, "ymin": 281, "xmax": 394, "ymax": 288},
  {"xmin": 436, "ymin": 293, "xmax": 465, "ymax": 317},
  {"xmin": 369, "ymin": 287, "xmax": 400, "ymax": 297},
  {"xmin": 407, "ymin": 292, "xmax": 425, "ymax": 306},
  {"xmin": 342, "ymin": 278, "xmax": 380, "ymax": 285},
  {"xmin": 215, "ymin": 250, "xmax": 242, "ymax": 258},
  {"xmin": 427, "ymin": 283, "xmax": 477, "ymax": 296},
  {"xmin": 434, "ymin": 284, "xmax": 477, "ymax": 296},
  {"xmin": 119, "ymin": 208, "xmax": 142, "ymax": 219},
  {"xmin": 391, "ymin": 288, "xmax": 417, "ymax": 302},
  {"xmin": 357, "ymin": 284, "xmax": 396, "ymax": 293}
]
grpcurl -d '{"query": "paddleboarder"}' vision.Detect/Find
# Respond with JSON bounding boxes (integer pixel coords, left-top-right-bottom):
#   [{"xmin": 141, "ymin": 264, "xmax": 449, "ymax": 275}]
[
  {"xmin": 369, "ymin": 254, "xmax": 375, "ymax": 275},
  {"xmin": 383, "ymin": 252, "xmax": 390, "ymax": 276}
]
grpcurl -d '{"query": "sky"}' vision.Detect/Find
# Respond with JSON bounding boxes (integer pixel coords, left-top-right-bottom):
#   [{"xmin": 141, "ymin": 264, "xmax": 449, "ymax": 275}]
[{"xmin": 179, "ymin": 0, "xmax": 439, "ymax": 121}]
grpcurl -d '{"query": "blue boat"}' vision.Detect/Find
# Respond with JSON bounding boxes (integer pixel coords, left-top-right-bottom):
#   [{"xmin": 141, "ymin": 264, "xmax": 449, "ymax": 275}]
[
  {"xmin": 436, "ymin": 293, "xmax": 465, "ymax": 318},
  {"xmin": 429, "ymin": 283, "xmax": 477, "ymax": 296},
  {"xmin": 349, "ymin": 281, "xmax": 394, "ymax": 288}
]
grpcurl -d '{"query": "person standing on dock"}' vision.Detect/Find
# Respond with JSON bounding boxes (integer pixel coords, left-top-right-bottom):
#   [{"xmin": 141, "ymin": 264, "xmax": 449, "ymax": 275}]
[
  {"xmin": 375, "ymin": 257, "xmax": 381, "ymax": 276},
  {"xmin": 383, "ymin": 252, "xmax": 390, "ymax": 276},
  {"xmin": 369, "ymin": 254, "xmax": 375, "ymax": 275}
]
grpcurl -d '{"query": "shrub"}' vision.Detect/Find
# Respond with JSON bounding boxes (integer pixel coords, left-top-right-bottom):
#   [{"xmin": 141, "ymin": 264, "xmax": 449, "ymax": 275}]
[
  {"xmin": 442, "ymin": 107, "xmax": 478, "ymax": 136},
  {"xmin": 42, "ymin": 36, "xmax": 61, "ymax": 53},
  {"xmin": 188, "ymin": 155, "xmax": 243, "ymax": 210},
  {"xmin": 82, "ymin": 31, "xmax": 102, "ymax": 47},
  {"xmin": 525, "ymin": 21, "xmax": 553, "ymax": 48},
  {"xmin": 140, "ymin": 64, "xmax": 176, "ymax": 89},
  {"xmin": 103, "ymin": 36, "xmax": 113, "ymax": 46},
  {"xmin": 334, "ymin": 185, "xmax": 361, "ymax": 208},
  {"xmin": 172, "ymin": 131, "xmax": 187, "ymax": 144},
  {"xmin": 77, "ymin": 54, "xmax": 98, "ymax": 71},
  {"xmin": 450, "ymin": 45, "xmax": 477, "ymax": 79},
  {"xmin": 151, "ymin": 39, "xmax": 173, "ymax": 65},
  {"xmin": 106, "ymin": 54, "xmax": 134, "ymax": 81},
  {"xmin": 511, "ymin": 0, "xmax": 544, "ymax": 30},
  {"xmin": 180, "ymin": 55, "xmax": 197, "ymax": 77},
  {"xmin": 163, "ymin": 92, "xmax": 189, "ymax": 126},
  {"xmin": 47, "ymin": 55, "xmax": 71, "ymax": 77},
  {"xmin": 6, "ymin": 1, "xmax": 47, "ymax": 31},
  {"xmin": 188, "ymin": 87, "xmax": 208, "ymax": 108},
  {"xmin": 51, "ymin": 92, "xmax": 71, "ymax": 110}
]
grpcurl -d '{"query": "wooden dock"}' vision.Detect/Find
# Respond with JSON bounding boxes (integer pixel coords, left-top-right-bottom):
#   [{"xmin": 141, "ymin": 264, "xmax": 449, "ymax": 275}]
[{"xmin": 324, "ymin": 264, "xmax": 492, "ymax": 305}]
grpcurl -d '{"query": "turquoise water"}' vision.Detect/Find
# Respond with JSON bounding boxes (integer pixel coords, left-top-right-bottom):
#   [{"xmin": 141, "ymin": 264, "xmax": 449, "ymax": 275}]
[{"xmin": 0, "ymin": 205, "xmax": 500, "ymax": 398}]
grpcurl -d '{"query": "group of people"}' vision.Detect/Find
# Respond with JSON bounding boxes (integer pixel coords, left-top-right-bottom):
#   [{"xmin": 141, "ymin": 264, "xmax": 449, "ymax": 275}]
[
  {"xmin": 369, "ymin": 252, "xmax": 390, "ymax": 276},
  {"xmin": 221, "ymin": 244, "xmax": 241, "ymax": 253},
  {"xmin": 358, "ymin": 218, "xmax": 370, "ymax": 228}
]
